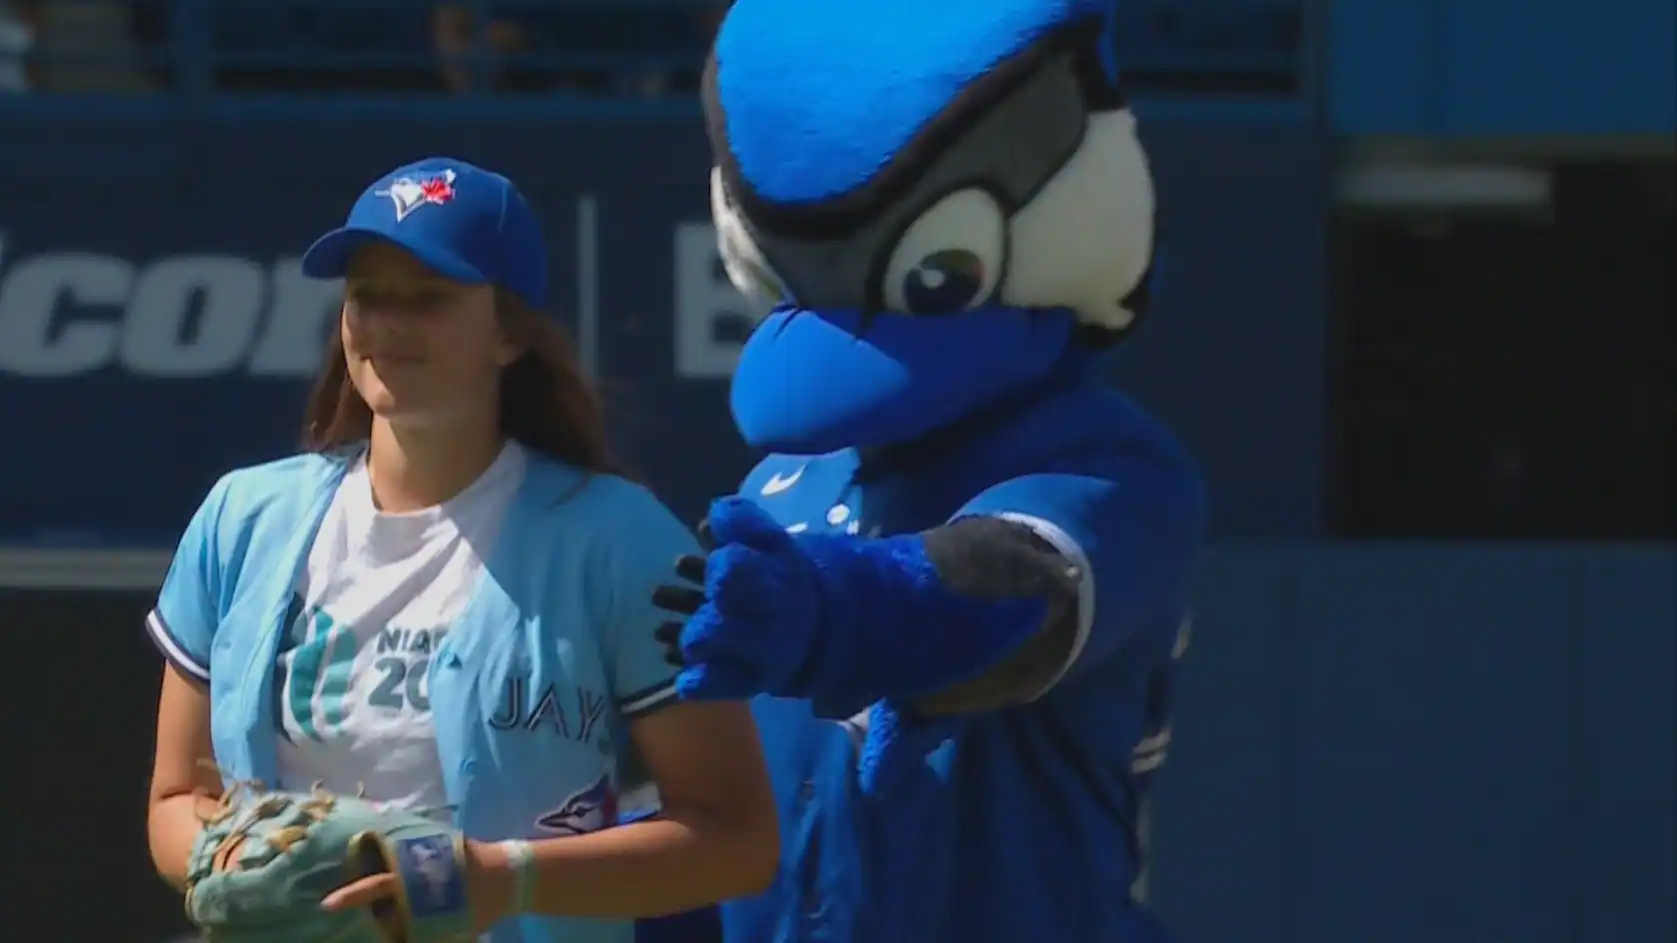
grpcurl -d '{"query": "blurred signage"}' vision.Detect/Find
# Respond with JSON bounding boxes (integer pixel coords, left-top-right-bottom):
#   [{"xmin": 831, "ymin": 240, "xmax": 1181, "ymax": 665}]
[{"xmin": 0, "ymin": 114, "xmax": 1325, "ymax": 549}]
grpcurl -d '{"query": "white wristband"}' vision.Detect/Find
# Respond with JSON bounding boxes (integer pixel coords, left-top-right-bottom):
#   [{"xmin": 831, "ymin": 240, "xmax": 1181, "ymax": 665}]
[{"xmin": 500, "ymin": 839, "xmax": 536, "ymax": 914}]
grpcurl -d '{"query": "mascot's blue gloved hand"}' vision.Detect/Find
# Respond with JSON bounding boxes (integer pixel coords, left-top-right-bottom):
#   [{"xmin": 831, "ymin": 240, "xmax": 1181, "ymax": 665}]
[
  {"xmin": 651, "ymin": 497, "xmax": 1050, "ymax": 712},
  {"xmin": 651, "ymin": 497, "xmax": 823, "ymax": 699}
]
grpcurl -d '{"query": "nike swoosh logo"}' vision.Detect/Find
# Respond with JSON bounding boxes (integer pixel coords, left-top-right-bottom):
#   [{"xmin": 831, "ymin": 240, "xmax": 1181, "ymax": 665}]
[{"xmin": 760, "ymin": 465, "xmax": 805, "ymax": 496}]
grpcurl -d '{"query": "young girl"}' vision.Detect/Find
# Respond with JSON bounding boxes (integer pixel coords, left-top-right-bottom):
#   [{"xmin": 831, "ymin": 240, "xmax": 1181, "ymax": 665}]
[{"xmin": 143, "ymin": 157, "xmax": 774, "ymax": 942}]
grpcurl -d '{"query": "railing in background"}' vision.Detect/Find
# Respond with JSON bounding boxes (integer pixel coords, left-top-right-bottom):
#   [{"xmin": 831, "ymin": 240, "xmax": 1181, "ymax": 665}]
[{"xmin": 0, "ymin": 0, "xmax": 1316, "ymax": 112}]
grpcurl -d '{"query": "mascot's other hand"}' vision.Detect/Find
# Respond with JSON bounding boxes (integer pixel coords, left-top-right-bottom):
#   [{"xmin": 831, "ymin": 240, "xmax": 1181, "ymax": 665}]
[
  {"xmin": 856, "ymin": 701, "xmax": 961, "ymax": 796},
  {"xmin": 652, "ymin": 497, "xmax": 821, "ymax": 700}
]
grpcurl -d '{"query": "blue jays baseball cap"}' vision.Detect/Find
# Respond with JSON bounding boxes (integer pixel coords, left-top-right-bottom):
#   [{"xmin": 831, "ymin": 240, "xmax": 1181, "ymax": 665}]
[{"xmin": 301, "ymin": 156, "xmax": 548, "ymax": 310}]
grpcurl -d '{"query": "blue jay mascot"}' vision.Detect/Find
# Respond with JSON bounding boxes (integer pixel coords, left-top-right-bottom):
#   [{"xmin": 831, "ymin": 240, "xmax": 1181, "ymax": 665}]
[{"xmin": 648, "ymin": 1, "xmax": 1206, "ymax": 940}]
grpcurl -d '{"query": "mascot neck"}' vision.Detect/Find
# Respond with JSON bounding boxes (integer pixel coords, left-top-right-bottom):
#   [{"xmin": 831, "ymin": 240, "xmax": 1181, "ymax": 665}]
[{"xmin": 855, "ymin": 348, "xmax": 1091, "ymax": 479}]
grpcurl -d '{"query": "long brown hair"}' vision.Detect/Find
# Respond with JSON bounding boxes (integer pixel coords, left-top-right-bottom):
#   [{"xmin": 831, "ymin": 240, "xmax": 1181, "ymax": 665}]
[{"xmin": 301, "ymin": 289, "xmax": 621, "ymax": 475}]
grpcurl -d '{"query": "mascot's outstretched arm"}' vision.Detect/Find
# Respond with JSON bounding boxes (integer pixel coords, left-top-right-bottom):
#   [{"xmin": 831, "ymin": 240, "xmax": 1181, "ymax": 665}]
[
  {"xmin": 655, "ymin": 465, "xmax": 1197, "ymax": 719},
  {"xmin": 653, "ymin": 497, "xmax": 1067, "ymax": 711}
]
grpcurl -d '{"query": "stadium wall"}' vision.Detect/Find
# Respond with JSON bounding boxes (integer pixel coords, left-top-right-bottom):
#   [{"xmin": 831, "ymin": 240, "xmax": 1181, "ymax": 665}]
[
  {"xmin": 2, "ymin": 544, "xmax": 1671, "ymax": 942},
  {"xmin": 1156, "ymin": 542, "xmax": 1676, "ymax": 943},
  {"xmin": 0, "ymin": 114, "xmax": 1325, "ymax": 544}
]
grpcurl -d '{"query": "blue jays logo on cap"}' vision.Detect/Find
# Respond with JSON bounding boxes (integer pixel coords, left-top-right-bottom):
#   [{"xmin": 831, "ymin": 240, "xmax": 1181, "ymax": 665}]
[
  {"xmin": 535, "ymin": 775, "xmax": 618, "ymax": 835},
  {"xmin": 300, "ymin": 155, "xmax": 551, "ymax": 311},
  {"xmin": 375, "ymin": 168, "xmax": 458, "ymax": 222}
]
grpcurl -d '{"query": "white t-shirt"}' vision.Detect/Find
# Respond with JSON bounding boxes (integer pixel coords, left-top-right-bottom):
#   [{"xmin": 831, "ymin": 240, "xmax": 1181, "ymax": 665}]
[{"xmin": 273, "ymin": 442, "xmax": 527, "ymax": 817}]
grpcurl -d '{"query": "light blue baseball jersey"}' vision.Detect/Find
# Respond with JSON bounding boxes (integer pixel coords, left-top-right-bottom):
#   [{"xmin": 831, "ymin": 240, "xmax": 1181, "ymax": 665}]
[
  {"xmin": 146, "ymin": 448, "xmax": 698, "ymax": 943},
  {"xmin": 720, "ymin": 378, "xmax": 1204, "ymax": 943}
]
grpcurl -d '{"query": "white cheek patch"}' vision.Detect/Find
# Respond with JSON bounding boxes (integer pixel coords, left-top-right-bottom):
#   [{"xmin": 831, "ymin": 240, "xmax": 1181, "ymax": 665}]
[
  {"xmin": 1002, "ymin": 109, "xmax": 1155, "ymax": 330},
  {"xmin": 710, "ymin": 166, "xmax": 784, "ymax": 312}
]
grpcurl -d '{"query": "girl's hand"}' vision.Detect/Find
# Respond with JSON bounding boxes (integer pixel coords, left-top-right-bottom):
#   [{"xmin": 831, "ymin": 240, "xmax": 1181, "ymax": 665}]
[{"xmin": 321, "ymin": 838, "xmax": 515, "ymax": 936}]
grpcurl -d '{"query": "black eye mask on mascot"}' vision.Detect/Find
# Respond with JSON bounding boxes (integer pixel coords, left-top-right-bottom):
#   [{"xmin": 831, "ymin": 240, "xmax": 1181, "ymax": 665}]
[{"xmin": 645, "ymin": 2, "xmax": 1207, "ymax": 942}]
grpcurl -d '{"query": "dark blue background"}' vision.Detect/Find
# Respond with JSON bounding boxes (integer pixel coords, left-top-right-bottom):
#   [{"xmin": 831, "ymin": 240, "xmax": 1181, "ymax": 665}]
[
  {"xmin": 1328, "ymin": 0, "xmax": 1676, "ymax": 135},
  {"xmin": 0, "ymin": 114, "xmax": 1324, "ymax": 544},
  {"xmin": 1157, "ymin": 543, "xmax": 1676, "ymax": 943}
]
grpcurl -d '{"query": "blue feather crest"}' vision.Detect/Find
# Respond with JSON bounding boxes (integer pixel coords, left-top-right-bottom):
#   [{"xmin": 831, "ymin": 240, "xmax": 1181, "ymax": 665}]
[{"xmin": 712, "ymin": 0, "xmax": 1117, "ymax": 206}]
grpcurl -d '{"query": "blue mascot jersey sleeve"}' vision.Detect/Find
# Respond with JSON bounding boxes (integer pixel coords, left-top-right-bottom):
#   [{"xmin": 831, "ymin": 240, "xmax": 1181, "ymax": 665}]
[{"xmin": 954, "ymin": 464, "xmax": 1204, "ymax": 685}]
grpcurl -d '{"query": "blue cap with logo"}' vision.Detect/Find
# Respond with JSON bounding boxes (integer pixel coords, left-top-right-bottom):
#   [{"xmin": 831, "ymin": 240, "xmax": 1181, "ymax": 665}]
[{"xmin": 301, "ymin": 156, "xmax": 548, "ymax": 310}]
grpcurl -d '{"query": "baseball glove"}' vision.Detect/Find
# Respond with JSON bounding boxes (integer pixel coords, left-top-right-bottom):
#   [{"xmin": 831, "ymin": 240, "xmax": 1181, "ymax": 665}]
[{"xmin": 183, "ymin": 782, "xmax": 475, "ymax": 943}]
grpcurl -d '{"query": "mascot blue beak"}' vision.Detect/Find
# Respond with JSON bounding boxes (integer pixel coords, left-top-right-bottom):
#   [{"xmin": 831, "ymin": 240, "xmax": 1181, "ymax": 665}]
[{"xmin": 729, "ymin": 303, "xmax": 1079, "ymax": 454}]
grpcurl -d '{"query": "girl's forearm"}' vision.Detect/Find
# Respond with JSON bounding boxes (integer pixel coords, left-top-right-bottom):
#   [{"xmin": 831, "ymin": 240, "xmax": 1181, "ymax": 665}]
[
  {"xmin": 471, "ymin": 806, "xmax": 779, "ymax": 921},
  {"xmin": 147, "ymin": 792, "xmax": 223, "ymax": 889}
]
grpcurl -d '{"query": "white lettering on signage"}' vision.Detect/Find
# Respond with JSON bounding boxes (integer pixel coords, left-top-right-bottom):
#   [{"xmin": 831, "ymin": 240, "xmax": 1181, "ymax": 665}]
[
  {"xmin": 4, "ymin": 223, "xmax": 762, "ymax": 382},
  {"xmin": 672, "ymin": 222, "xmax": 764, "ymax": 380},
  {"xmin": 0, "ymin": 234, "xmax": 340, "ymax": 378}
]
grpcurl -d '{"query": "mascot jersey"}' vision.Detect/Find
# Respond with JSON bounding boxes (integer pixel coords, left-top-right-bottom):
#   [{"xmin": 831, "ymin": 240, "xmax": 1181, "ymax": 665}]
[{"xmin": 651, "ymin": 1, "xmax": 1208, "ymax": 941}]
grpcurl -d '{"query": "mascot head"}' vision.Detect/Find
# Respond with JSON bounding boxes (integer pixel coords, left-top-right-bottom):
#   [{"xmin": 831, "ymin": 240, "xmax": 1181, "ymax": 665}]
[{"xmin": 704, "ymin": 0, "xmax": 1155, "ymax": 454}]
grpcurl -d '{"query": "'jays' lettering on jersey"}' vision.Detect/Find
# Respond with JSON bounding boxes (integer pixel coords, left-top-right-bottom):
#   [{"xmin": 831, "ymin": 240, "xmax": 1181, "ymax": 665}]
[{"xmin": 145, "ymin": 449, "xmax": 696, "ymax": 943}]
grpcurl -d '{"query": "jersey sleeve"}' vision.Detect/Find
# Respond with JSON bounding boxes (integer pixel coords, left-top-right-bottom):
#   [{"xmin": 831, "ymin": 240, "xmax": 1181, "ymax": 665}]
[
  {"xmin": 600, "ymin": 488, "xmax": 702, "ymax": 721},
  {"xmin": 146, "ymin": 475, "xmax": 233, "ymax": 685},
  {"xmin": 952, "ymin": 458, "xmax": 1206, "ymax": 689}
]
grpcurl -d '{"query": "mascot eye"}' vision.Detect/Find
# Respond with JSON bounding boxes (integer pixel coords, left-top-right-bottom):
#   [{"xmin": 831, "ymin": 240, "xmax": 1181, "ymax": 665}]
[
  {"xmin": 881, "ymin": 188, "xmax": 1007, "ymax": 315},
  {"xmin": 900, "ymin": 250, "xmax": 985, "ymax": 313}
]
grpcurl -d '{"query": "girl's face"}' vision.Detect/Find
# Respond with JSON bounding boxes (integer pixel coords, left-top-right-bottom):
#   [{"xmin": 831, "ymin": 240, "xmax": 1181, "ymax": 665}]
[{"xmin": 341, "ymin": 243, "xmax": 520, "ymax": 428}]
